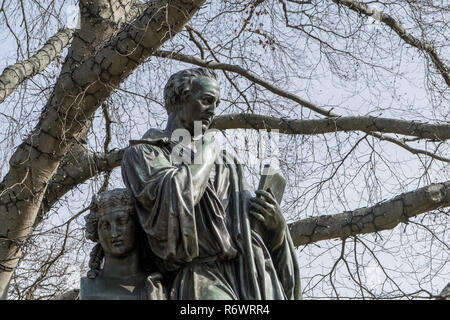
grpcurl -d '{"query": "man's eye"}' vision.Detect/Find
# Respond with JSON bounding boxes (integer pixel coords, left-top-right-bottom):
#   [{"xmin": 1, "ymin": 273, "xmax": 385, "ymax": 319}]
[{"xmin": 203, "ymin": 97, "xmax": 214, "ymax": 104}]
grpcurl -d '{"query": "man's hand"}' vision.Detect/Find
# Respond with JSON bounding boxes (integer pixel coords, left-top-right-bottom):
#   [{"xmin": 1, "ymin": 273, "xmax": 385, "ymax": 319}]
[{"xmin": 249, "ymin": 189, "xmax": 286, "ymax": 251}]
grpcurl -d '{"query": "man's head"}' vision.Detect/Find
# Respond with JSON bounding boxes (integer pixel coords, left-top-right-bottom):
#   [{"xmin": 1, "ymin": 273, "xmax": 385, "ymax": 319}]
[
  {"xmin": 164, "ymin": 68, "xmax": 220, "ymax": 134},
  {"xmin": 86, "ymin": 189, "xmax": 136, "ymax": 258}
]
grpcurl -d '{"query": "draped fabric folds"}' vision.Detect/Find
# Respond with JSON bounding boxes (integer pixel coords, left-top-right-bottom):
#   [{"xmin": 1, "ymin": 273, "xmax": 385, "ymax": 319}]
[{"xmin": 121, "ymin": 129, "xmax": 301, "ymax": 300}]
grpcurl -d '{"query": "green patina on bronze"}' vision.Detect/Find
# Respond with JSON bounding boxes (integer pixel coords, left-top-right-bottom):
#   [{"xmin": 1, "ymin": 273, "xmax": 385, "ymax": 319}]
[
  {"xmin": 118, "ymin": 68, "xmax": 301, "ymax": 300},
  {"xmin": 80, "ymin": 189, "xmax": 166, "ymax": 300}
]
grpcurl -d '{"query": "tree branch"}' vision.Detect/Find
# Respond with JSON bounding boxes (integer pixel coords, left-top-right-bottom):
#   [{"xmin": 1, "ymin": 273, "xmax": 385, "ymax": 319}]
[
  {"xmin": 153, "ymin": 50, "xmax": 337, "ymax": 117},
  {"xmin": 35, "ymin": 146, "xmax": 125, "ymax": 226},
  {"xmin": 38, "ymin": 111, "xmax": 449, "ymax": 223},
  {"xmin": 331, "ymin": 0, "xmax": 450, "ymax": 87},
  {"xmin": 0, "ymin": 28, "xmax": 73, "ymax": 104},
  {"xmin": 212, "ymin": 113, "xmax": 450, "ymax": 140},
  {"xmin": 288, "ymin": 181, "xmax": 450, "ymax": 246},
  {"xmin": 367, "ymin": 131, "xmax": 450, "ymax": 163}
]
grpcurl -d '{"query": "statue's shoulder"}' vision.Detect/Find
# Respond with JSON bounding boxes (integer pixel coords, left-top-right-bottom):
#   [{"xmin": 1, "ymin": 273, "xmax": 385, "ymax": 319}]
[
  {"xmin": 129, "ymin": 128, "xmax": 170, "ymax": 147},
  {"xmin": 123, "ymin": 129, "xmax": 169, "ymax": 160},
  {"xmin": 122, "ymin": 129, "xmax": 174, "ymax": 170}
]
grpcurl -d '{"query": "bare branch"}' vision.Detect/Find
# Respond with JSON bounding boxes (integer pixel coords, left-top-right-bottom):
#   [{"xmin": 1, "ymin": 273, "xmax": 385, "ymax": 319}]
[
  {"xmin": 153, "ymin": 50, "xmax": 336, "ymax": 117},
  {"xmin": 367, "ymin": 132, "xmax": 450, "ymax": 163},
  {"xmin": 0, "ymin": 28, "xmax": 73, "ymax": 104},
  {"xmin": 212, "ymin": 113, "xmax": 450, "ymax": 140},
  {"xmin": 288, "ymin": 181, "xmax": 450, "ymax": 246},
  {"xmin": 36, "ymin": 146, "xmax": 125, "ymax": 226},
  {"xmin": 331, "ymin": 0, "xmax": 450, "ymax": 87}
]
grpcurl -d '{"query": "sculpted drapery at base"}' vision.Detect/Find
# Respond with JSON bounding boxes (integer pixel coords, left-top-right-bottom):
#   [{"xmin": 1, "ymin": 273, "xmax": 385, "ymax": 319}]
[
  {"xmin": 121, "ymin": 68, "xmax": 301, "ymax": 300},
  {"xmin": 80, "ymin": 189, "xmax": 167, "ymax": 300}
]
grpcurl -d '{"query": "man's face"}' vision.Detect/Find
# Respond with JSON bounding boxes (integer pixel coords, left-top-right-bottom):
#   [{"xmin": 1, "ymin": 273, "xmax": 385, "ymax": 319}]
[
  {"xmin": 177, "ymin": 76, "xmax": 220, "ymax": 135},
  {"xmin": 97, "ymin": 207, "xmax": 136, "ymax": 258}
]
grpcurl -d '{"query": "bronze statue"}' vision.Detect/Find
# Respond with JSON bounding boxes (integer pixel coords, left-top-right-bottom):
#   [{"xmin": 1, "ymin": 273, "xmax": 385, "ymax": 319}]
[
  {"xmin": 80, "ymin": 189, "xmax": 167, "ymax": 300},
  {"xmin": 121, "ymin": 68, "xmax": 301, "ymax": 299}
]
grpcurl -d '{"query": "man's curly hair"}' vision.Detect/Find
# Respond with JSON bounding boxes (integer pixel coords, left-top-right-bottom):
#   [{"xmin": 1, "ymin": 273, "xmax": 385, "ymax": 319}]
[{"xmin": 163, "ymin": 67, "xmax": 220, "ymax": 114}]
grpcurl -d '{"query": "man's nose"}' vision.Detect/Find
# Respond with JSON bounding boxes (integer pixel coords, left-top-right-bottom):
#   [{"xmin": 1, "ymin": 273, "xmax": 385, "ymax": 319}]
[{"xmin": 204, "ymin": 103, "xmax": 216, "ymax": 114}]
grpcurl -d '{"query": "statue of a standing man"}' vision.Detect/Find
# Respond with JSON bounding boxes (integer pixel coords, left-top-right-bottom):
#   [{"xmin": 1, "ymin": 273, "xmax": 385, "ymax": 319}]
[{"xmin": 121, "ymin": 68, "xmax": 301, "ymax": 300}]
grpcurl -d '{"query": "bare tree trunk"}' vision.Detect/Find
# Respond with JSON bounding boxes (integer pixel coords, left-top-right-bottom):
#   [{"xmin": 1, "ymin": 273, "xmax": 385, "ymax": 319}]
[{"xmin": 0, "ymin": 0, "xmax": 205, "ymax": 298}]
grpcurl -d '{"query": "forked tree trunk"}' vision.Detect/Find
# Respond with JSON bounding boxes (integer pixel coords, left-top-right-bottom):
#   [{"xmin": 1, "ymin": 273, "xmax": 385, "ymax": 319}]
[{"xmin": 0, "ymin": 0, "xmax": 205, "ymax": 298}]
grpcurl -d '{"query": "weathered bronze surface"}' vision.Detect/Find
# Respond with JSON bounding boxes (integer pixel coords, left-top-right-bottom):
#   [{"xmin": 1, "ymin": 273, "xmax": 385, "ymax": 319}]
[
  {"xmin": 80, "ymin": 189, "xmax": 167, "ymax": 300},
  {"xmin": 120, "ymin": 68, "xmax": 301, "ymax": 300}
]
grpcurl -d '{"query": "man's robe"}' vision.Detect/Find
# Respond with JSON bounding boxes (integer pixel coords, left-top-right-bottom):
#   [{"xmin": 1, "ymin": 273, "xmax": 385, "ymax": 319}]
[{"xmin": 121, "ymin": 129, "xmax": 301, "ymax": 300}]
